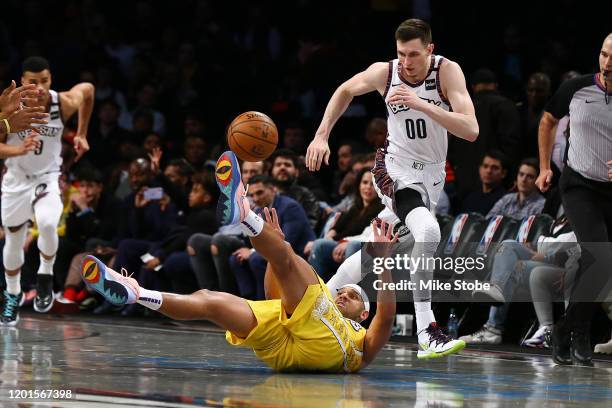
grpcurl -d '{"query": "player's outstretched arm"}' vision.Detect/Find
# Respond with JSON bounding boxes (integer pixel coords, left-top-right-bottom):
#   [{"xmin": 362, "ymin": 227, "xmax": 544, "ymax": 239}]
[
  {"xmin": 306, "ymin": 62, "xmax": 388, "ymax": 171},
  {"xmin": 361, "ymin": 220, "xmax": 398, "ymax": 368},
  {"xmin": 61, "ymin": 82, "xmax": 95, "ymax": 161},
  {"xmin": 536, "ymin": 112, "xmax": 559, "ymax": 192},
  {"xmin": 429, "ymin": 61, "xmax": 478, "ymax": 141}
]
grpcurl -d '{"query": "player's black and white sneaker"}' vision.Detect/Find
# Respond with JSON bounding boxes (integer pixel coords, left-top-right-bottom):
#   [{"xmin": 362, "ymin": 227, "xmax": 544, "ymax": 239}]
[
  {"xmin": 34, "ymin": 274, "xmax": 54, "ymax": 313},
  {"xmin": 1, "ymin": 290, "xmax": 23, "ymax": 326}
]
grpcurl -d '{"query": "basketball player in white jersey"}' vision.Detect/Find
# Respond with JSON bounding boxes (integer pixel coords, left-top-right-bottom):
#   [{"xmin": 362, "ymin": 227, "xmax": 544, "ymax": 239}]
[
  {"xmin": 306, "ymin": 19, "xmax": 478, "ymax": 358},
  {"xmin": 0, "ymin": 56, "xmax": 94, "ymax": 325}
]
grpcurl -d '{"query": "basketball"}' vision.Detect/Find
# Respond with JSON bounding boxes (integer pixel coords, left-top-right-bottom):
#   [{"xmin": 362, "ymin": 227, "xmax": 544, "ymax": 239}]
[{"xmin": 227, "ymin": 111, "xmax": 278, "ymax": 162}]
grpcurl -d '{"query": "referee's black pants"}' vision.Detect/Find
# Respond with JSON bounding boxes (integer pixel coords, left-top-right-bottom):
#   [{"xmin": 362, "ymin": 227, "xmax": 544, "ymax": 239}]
[{"xmin": 559, "ymin": 166, "xmax": 612, "ymax": 332}]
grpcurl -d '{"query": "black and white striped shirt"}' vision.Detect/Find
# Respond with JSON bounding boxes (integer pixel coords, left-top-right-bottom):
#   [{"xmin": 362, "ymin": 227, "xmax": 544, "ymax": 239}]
[{"xmin": 545, "ymin": 74, "xmax": 612, "ymax": 182}]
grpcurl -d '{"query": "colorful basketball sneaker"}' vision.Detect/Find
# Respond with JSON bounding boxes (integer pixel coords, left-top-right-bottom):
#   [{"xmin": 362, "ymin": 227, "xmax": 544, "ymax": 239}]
[
  {"xmin": 417, "ymin": 322, "xmax": 466, "ymax": 359},
  {"xmin": 215, "ymin": 151, "xmax": 250, "ymax": 226},
  {"xmin": 81, "ymin": 255, "xmax": 139, "ymax": 306}
]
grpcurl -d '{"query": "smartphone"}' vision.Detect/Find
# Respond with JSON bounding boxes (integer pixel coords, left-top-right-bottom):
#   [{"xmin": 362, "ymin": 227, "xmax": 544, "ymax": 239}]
[{"xmin": 143, "ymin": 187, "xmax": 163, "ymax": 201}]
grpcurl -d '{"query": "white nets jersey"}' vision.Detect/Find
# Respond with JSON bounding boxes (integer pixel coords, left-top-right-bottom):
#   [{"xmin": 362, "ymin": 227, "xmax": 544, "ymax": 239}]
[
  {"xmin": 382, "ymin": 55, "xmax": 451, "ymax": 164},
  {"xmin": 5, "ymin": 89, "xmax": 64, "ymax": 176}
]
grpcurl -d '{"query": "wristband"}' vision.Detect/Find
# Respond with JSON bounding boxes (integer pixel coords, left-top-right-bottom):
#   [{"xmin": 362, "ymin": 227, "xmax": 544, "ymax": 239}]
[{"xmin": 2, "ymin": 118, "xmax": 10, "ymax": 134}]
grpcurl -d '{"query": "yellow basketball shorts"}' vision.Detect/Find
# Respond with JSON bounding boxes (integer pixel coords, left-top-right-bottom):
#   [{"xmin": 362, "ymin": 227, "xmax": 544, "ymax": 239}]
[{"xmin": 226, "ymin": 278, "xmax": 360, "ymax": 372}]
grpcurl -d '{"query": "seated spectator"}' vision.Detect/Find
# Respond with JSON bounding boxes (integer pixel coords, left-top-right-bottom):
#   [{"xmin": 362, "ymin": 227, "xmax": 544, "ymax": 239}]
[
  {"xmin": 242, "ymin": 160, "xmax": 266, "ymax": 184},
  {"xmin": 594, "ymin": 303, "xmax": 612, "ymax": 355},
  {"xmin": 229, "ymin": 175, "xmax": 315, "ymax": 299},
  {"xmin": 149, "ymin": 148, "xmax": 194, "ymax": 213},
  {"xmin": 460, "ymin": 216, "xmax": 578, "ymax": 346},
  {"xmin": 143, "ymin": 132, "xmax": 163, "ymax": 155},
  {"xmin": 269, "ymin": 149, "xmax": 321, "ymax": 232},
  {"xmin": 120, "ymin": 83, "xmax": 167, "ymax": 136},
  {"xmin": 87, "ymin": 99, "xmax": 135, "ymax": 170},
  {"xmin": 186, "ymin": 160, "xmax": 265, "ymax": 294},
  {"xmin": 281, "ymin": 120, "xmax": 308, "ymax": 155},
  {"xmin": 148, "ymin": 171, "xmax": 219, "ymax": 295},
  {"xmin": 306, "ymin": 169, "xmax": 384, "ymax": 280},
  {"xmin": 460, "ymin": 150, "xmax": 508, "ymax": 215},
  {"xmin": 331, "ymin": 153, "xmax": 377, "ymax": 213},
  {"xmin": 61, "ymin": 168, "xmax": 123, "ymax": 303},
  {"xmin": 329, "ymin": 141, "xmax": 358, "ymax": 204},
  {"xmin": 183, "ymin": 135, "xmax": 207, "ymax": 171},
  {"xmin": 364, "ymin": 117, "xmax": 387, "ymax": 150},
  {"xmin": 487, "ymin": 158, "xmax": 545, "ymax": 219},
  {"xmin": 93, "ymin": 157, "xmax": 179, "ymax": 315}
]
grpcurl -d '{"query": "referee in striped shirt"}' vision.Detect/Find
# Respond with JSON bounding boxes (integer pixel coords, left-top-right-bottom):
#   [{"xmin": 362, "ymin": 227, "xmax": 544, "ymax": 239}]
[{"xmin": 537, "ymin": 33, "xmax": 612, "ymax": 366}]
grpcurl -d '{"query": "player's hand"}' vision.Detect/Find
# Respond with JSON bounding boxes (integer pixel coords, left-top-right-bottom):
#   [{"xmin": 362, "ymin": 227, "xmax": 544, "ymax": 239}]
[
  {"xmin": 607, "ymin": 160, "xmax": 612, "ymax": 181},
  {"xmin": 148, "ymin": 147, "xmax": 163, "ymax": 174},
  {"xmin": 233, "ymin": 247, "xmax": 253, "ymax": 263},
  {"xmin": 536, "ymin": 169, "xmax": 554, "ymax": 192},
  {"xmin": 366, "ymin": 219, "xmax": 399, "ymax": 258},
  {"xmin": 0, "ymin": 81, "xmax": 38, "ymax": 114},
  {"xmin": 332, "ymin": 241, "xmax": 348, "ymax": 263},
  {"xmin": 7, "ymin": 106, "xmax": 48, "ymax": 133},
  {"xmin": 73, "ymin": 134, "xmax": 89, "ymax": 161},
  {"xmin": 387, "ymin": 85, "xmax": 428, "ymax": 111},
  {"xmin": 306, "ymin": 137, "xmax": 330, "ymax": 171},
  {"xmin": 263, "ymin": 207, "xmax": 285, "ymax": 240},
  {"xmin": 16, "ymin": 132, "xmax": 41, "ymax": 156}
]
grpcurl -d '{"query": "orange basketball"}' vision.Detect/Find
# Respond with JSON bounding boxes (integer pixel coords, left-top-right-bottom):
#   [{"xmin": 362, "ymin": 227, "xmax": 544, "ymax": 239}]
[{"xmin": 227, "ymin": 111, "xmax": 278, "ymax": 162}]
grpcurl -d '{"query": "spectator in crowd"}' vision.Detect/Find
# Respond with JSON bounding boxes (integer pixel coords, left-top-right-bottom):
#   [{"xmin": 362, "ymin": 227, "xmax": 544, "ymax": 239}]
[
  {"xmin": 142, "ymin": 171, "xmax": 219, "ymax": 300},
  {"xmin": 364, "ymin": 117, "xmax": 387, "ymax": 150},
  {"xmin": 183, "ymin": 135, "xmax": 208, "ymax": 171},
  {"xmin": 143, "ymin": 132, "xmax": 163, "ymax": 155},
  {"xmin": 269, "ymin": 149, "xmax": 322, "ymax": 231},
  {"xmin": 281, "ymin": 121, "xmax": 308, "ymax": 155},
  {"xmin": 517, "ymin": 72, "xmax": 551, "ymax": 159},
  {"xmin": 61, "ymin": 168, "xmax": 123, "ymax": 303},
  {"xmin": 460, "ymin": 150, "xmax": 508, "ymax": 215},
  {"xmin": 330, "ymin": 141, "xmax": 356, "ymax": 204},
  {"xmin": 305, "ymin": 169, "xmax": 384, "ymax": 280},
  {"xmin": 120, "ymin": 83, "xmax": 166, "ymax": 136},
  {"xmin": 186, "ymin": 160, "xmax": 265, "ymax": 293},
  {"xmin": 241, "ymin": 161, "xmax": 266, "ymax": 184},
  {"xmin": 450, "ymin": 68, "xmax": 520, "ymax": 196},
  {"xmin": 487, "ymin": 158, "xmax": 545, "ymax": 219},
  {"xmin": 461, "ymin": 216, "xmax": 578, "ymax": 346},
  {"xmin": 594, "ymin": 303, "xmax": 612, "ymax": 355},
  {"xmin": 88, "ymin": 99, "xmax": 135, "ymax": 170},
  {"xmin": 229, "ymin": 175, "xmax": 315, "ymax": 300},
  {"xmin": 148, "ymin": 148, "xmax": 194, "ymax": 214},
  {"xmin": 94, "ymin": 157, "xmax": 179, "ymax": 314}
]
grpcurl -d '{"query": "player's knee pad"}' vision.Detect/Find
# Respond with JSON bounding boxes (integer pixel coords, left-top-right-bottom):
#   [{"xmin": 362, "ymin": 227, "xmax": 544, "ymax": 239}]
[
  {"xmin": 36, "ymin": 220, "xmax": 59, "ymax": 256},
  {"xmin": 406, "ymin": 207, "xmax": 441, "ymax": 244},
  {"xmin": 3, "ymin": 226, "xmax": 27, "ymax": 270}
]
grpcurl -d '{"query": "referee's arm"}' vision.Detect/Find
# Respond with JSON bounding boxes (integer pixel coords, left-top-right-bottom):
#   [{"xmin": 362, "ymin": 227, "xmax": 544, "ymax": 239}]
[{"xmin": 536, "ymin": 111, "xmax": 559, "ymax": 192}]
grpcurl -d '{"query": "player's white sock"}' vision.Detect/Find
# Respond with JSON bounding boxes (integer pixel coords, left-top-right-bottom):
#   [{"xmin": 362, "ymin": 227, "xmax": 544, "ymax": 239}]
[
  {"xmin": 137, "ymin": 288, "xmax": 163, "ymax": 310},
  {"xmin": 241, "ymin": 210, "xmax": 264, "ymax": 237},
  {"xmin": 38, "ymin": 254, "xmax": 55, "ymax": 275},
  {"xmin": 5, "ymin": 272, "xmax": 21, "ymax": 295},
  {"xmin": 415, "ymin": 301, "xmax": 435, "ymax": 335}
]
